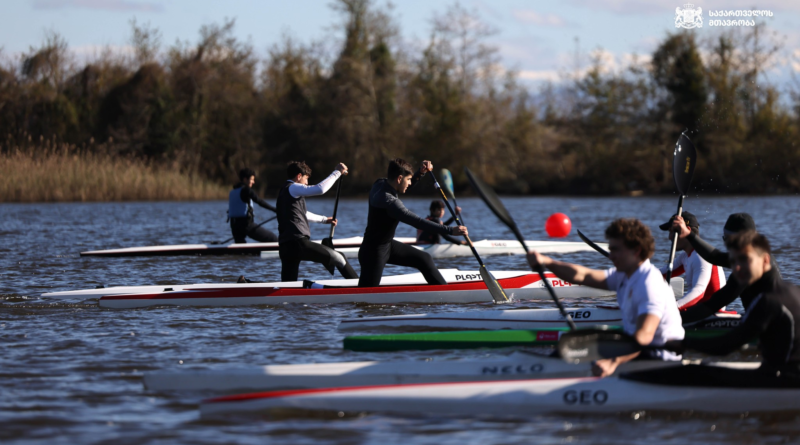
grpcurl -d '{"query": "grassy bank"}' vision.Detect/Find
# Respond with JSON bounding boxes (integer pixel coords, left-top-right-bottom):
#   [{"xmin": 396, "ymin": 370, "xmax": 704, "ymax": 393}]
[{"xmin": 0, "ymin": 144, "xmax": 227, "ymax": 202}]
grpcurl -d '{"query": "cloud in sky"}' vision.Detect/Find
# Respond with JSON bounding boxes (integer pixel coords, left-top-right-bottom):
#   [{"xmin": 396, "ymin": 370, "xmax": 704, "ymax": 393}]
[
  {"xmin": 513, "ymin": 10, "xmax": 570, "ymax": 27},
  {"xmin": 32, "ymin": 0, "xmax": 164, "ymax": 12},
  {"xmin": 567, "ymin": 0, "xmax": 800, "ymax": 15}
]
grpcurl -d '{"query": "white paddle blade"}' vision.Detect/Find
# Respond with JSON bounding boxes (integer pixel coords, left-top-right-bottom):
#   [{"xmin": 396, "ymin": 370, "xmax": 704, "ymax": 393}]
[{"xmin": 480, "ymin": 266, "xmax": 510, "ymax": 303}]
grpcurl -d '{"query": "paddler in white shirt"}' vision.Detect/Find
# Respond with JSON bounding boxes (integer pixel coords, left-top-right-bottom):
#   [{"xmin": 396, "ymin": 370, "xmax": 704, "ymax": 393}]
[{"xmin": 527, "ymin": 218, "xmax": 685, "ymax": 377}]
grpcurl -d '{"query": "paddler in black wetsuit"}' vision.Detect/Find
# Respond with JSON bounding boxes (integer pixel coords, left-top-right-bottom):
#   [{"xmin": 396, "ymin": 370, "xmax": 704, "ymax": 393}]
[
  {"xmin": 277, "ymin": 161, "xmax": 358, "ymax": 282},
  {"xmin": 358, "ymin": 159, "xmax": 468, "ymax": 287},
  {"xmin": 670, "ymin": 213, "xmax": 781, "ymax": 323},
  {"xmin": 228, "ymin": 168, "xmax": 278, "ymax": 243},
  {"xmin": 649, "ymin": 231, "xmax": 800, "ymax": 386},
  {"xmin": 416, "ymin": 200, "xmax": 467, "ymax": 246}
]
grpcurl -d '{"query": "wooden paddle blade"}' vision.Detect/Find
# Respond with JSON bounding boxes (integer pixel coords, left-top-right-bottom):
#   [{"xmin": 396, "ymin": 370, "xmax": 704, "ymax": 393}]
[
  {"xmin": 558, "ymin": 328, "xmax": 640, "ymax": 364},
  {"xmin": 440, "ymin": 168, "xmax": 456, "ymax": 200},
  {"xmin": 673, "ymin": 133, "xmax": 697, "ymax": 196},
  {"xmin": 480, "ymin": 266, "xmax": 510, "ymax": 303},
  {"xmin": 464, "ymin": 167, "xmax": 526, "ymax": 248},
  {"xmin": 577, "ymin": 229, "xmax": 610, "ymax": 258}
]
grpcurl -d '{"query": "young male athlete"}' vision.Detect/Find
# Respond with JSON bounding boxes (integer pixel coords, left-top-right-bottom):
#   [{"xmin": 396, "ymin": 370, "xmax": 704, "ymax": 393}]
[
  {"xmin": 671, "ymin": 213, "xmax": 781, "ymax": 323},
  {"xmin": 658, "ymin": 212, "xmax": 726, "ymax": 310},
  {"xmin": 358, "ymin": 159, "xmax": 468, "ymax": 287},
  {"xmin": 416, "ymin": 200, "xmax": 466, "ymax": 245},
  {"xmin": 228, "ymin": 168, "xmax": 278, "ymax": 243},
  {"xmin": 527, "ymin": 218, "xmax": 685, "ymax": 377},
  {"xmin": 277, "ymin": 161, "xmax": 358, "ymax": 282},
  {"xmin": 655, "ymin": 231, "xmax": 800, "ymax": 384}
]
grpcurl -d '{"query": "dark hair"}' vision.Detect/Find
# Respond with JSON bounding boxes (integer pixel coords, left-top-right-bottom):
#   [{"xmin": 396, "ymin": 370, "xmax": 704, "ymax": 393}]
[
  {"xmin": 430, "ymin": 200, "xmax": 445, "ymax": 212},
  {"xmin": 388, "ymin": 158, "xmax": 414, "ymax": 179},
  {"xmin": 725, "ymin": 230, "xmax": 771, "ymax": 255},
  {"xmin": 605, "ymin": 218, "xmax": 655, "ymax": 260},
  {"xmin": 287, "ymin": 161, "xmax": 312, "ymax": 179},
  {"xmin": 238, "ymin": 168, "xmax": 255, "ymax": 182}
]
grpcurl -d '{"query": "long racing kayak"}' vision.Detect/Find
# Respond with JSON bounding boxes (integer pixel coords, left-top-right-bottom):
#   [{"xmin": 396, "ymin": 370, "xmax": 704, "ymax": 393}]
[
  {"xmin": 343, "ymin": 325, "xmax": 734, "ymax": 352},
  {"xmin": 80, "ymin": 236, "xmax": 605, "ymax": 259},
  {"xmin": 143, "ymin": 353, "xmax": 701, "ymax": 393},
  {"xmin": 200, "ymin": 363, "xmax": 796, "ymax": 417}
]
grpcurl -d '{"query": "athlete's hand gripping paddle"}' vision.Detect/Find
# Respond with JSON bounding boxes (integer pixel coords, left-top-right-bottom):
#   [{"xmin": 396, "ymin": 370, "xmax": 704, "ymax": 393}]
[
  {"xmin": 666, "ymin": 133, "xmax": 697, "ymax": 284},
  {"xmin": 321, "ymin": 173, "xmax": 345, "ymax": 275},
  {"xmin": 464, "ymin": 168, "xmax": 576, "ymax": 328},
  {"xmin": 429, "ymin": 170, "xmax": 510, "ymax": 304}
]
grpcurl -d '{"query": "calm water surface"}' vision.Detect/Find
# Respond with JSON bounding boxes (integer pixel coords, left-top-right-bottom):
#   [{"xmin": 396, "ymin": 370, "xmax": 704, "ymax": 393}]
[{"xmin": 2, "ymin": 195, "xmax": 800, "ymax": 444}]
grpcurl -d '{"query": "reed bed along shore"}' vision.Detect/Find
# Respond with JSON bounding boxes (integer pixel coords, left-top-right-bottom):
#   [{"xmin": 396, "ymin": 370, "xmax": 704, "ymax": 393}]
[{"xmin": 1, "ymin": 142, "xmax": 227, "ymax": 202}]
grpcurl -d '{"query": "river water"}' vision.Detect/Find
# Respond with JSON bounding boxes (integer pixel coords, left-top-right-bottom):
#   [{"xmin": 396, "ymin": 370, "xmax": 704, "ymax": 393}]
[{"xmin": 2, "ymin": 195, "xmax": 800, "ymax": 444}]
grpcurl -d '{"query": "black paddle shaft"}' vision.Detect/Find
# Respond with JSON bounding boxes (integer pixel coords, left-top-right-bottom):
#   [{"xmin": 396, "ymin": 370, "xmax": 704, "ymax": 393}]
[
  {"xmin": 577, "ymin": 229, "xmax": 610, "ymax": 258},
  {"xmin": 429, "ymin": 171, "xmax": 485, "ymax": 267},
  {"xmin": 213, "ymin": 215, "xmax": 277, "ymax": 245},
  {"xmin": 328, "ymin": 176, "xmax": 343, "ymax": 239}
]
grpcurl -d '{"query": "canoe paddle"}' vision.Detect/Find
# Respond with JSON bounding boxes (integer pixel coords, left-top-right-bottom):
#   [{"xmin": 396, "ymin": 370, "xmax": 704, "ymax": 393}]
[
  {"xmin": 666, "ymin": 132, "xmax": 697, "ymax": 284},
  {"xmin": 557, "ymin": 328, "xmax": 668, "ymax": 364},
  {"xmin": 464, "ymin": 168, "xmax": 576, "ymax": 329},
  {"xmin": 577, "ymin": 229, "xmax": 610, "ymax": 258},
  {"xmin": 321, "ymin": 173, "xmax": 345, "ymax": 275},
  {"xmin": 211, "ymin": 215, "xmax": 277, "ymax": 245},
  {"xmin": 429, "ymin": 170, "xmax": 510, "ymax": 304},
  {"xmin": 439, "ymin": 168, "xmax": 464, "ymax": 224}
]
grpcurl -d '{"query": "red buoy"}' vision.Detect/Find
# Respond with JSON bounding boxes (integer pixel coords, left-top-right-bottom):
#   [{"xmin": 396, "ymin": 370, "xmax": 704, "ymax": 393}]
[{"xmin": 545, "ymin": 213, "xmax": 572, "ymax": 238}]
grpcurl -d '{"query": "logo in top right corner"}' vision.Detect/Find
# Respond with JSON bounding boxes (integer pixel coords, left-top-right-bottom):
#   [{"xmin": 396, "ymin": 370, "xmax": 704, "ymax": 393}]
[{"xmin": 675, "ymin": 3, "xmax": 703, "ymax": 29}]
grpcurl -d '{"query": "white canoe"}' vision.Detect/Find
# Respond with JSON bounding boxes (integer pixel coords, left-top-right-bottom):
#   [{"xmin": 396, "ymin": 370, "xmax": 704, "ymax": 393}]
[
  {"xmin": 201, "ymin": 363, "xmax": 797, "ymax": 418},
  {"xmin": 94, "ymin": 270, "xmax": 616, "ymax": 308},
  {"xmin": 144, "ymin": 353, "xmax": 692, "ymax": 393},
  {"xmin": 79, "ymin": 236, "xmax": 606, "ymax": 259}
]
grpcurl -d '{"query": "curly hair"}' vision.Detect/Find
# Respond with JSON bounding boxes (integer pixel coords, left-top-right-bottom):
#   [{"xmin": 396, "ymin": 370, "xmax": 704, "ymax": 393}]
[
  {"xmin": 605, "ymin": 218, "xmax": 655, "ymax": 260},
  {"xmin": 725, "ymin": 230, "xmax": 771, "ymax": 255}
]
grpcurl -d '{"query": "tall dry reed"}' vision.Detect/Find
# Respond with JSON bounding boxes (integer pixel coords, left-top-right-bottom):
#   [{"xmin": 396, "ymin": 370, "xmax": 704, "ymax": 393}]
[{"xmin": 0, "ymin": 139, "xmax": 227, "ymax": 202}]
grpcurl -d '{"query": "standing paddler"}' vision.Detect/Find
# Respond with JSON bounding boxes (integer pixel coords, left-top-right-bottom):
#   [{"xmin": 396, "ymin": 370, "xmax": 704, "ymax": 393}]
[
  {"xmin": 277, "ymin": 161, "xmax": 358, "ymax": 281},
  {"xmin": 228, "ymin": 168, "xmax": 278, "ymax": 243},
  {"xmin": 527, "ymin": 218, "xmax": 685, "ymax": 377},
  {"xmin": 358, "ymin": 159, "xmax": 468, "ymax": 287}
]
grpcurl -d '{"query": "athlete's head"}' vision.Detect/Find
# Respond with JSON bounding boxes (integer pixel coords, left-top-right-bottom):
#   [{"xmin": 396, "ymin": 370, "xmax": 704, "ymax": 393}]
[
  {"xmin": 287, "ymin": 161, "xmax": 312, "ymax": 185},
  {"xmin": 239, "ymin": 168, "xmax": 256, "ymax": 188},
  {"xmin": 430, "ymin": 200, "xmax": 446, "ymax": 218},
  {"xmin": 388, "ymin": 158, "xmax": 415, "ymax": 193},
  {"xmin": 725, "ymin": 230, "xmax": 771, "ymax": 285},
  {"xmin": 659, "ymin": 211, "xmax": 699, "ymax": 250},
  {"xmin": 605, "ymin": 218, "xmax": 655, "ymax": 273},
  {"xmin": 723, "ymin": 213, "xmax": 756, "ymax": 242}
]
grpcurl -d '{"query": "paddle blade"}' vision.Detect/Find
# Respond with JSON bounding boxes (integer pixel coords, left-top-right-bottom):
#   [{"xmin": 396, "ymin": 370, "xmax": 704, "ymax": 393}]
[
  {"xmin": 673, "ymin": 133, "xmax": 697, "ymax": 196},
  {"xmin": 480, "ymin": 266, "xmax": 510, "ymax": 303},
  {"xmin": 440, "ymin": 168, "xmax": 456, "ymax": 200},
  {"xmin": 464, "ymin": 168, "xmax": 525, "ymax": 247},
  {"xmin": 558, "ymin": 328, "xmax": 641, "ymax": 364}
]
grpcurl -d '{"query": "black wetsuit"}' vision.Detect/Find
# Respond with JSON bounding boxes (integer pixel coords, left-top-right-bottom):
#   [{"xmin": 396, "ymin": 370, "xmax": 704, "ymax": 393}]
[
  {"xmin": 358, "ymin": 174, "xmax": 456, "ymax": 287},
  {"xmin": 681, "ymin": 232, "xmax": 781, "ymax": 323},
  {"xmin": 633, "ymin": 269, "xmax": 800, "ymax": 388},
  {"xmin": 229, "ymin": 184, "xmax": 278, "ymax": 243},
  {"xmin": 276, "ymin": 180, "xmax": 358, "ymax": 282},
  {"xmin": 416, "ymin": 216, "xmax": 463, "ymax": 245}
]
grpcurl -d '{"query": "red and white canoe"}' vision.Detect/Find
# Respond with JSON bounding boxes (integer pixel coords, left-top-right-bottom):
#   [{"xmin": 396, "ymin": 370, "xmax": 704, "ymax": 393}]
[
  {"xmin": 79, "ymin": 236, "xmax": 606, "ymax": 259},
  {"xmin": 93, "ymin": 270, "xmax": 615, "ymax": 308}
]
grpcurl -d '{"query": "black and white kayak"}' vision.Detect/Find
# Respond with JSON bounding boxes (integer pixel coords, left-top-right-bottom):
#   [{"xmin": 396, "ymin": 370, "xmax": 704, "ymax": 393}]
[
  {"xmin": 200, "ymin": 363, "xmax": 799, "ymax": 417},
  {"xmin": 144, "ymin": 353, "xmax": 695, "ymax": 393},
  {"xmin": 79, "ymin": 236, "xmax": 606, "ymax": 259}
]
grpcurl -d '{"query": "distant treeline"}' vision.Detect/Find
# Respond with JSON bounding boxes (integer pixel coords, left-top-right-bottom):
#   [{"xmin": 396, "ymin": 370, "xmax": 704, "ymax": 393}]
[{"xmin": 1, "ymin": 0, "xmax": 798, "ymax": 200}]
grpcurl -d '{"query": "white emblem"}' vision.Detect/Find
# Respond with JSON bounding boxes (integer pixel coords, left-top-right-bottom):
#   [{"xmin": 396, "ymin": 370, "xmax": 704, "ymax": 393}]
[{"xmin": 675, "ymin": 3, "xmax": 703, "ymax": 29}]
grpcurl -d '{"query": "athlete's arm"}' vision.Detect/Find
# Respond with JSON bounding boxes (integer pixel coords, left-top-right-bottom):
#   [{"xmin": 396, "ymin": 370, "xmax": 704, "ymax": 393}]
[
  {"xmin": 441, "ymin": 233, "xmax": 465, "ymax": 245},
  {"xmin": 680, "ymin": 296, "xmax": 777, "ymax": 356},
  {"xmin": 592, "ymin": 314, "xmax": 660, "ymax": 377},
  {"xmin": 680, "ymin": 278, "xmax": 745, "ymax": 323},
  {"xmin": 687, "ymin": 232, "xmax": 730, "ymax": 267},
  {"xmin": 242, "ymin": 187, "xmax": 277, "ymax": 213},
  {"xmin": 385, "ymin": 196, "xmax": 454, "ymax": 236},
  {"xmin": 288, "ymin": 170, "xmax": 342, "ymax": 198},
  {"xmin": 305, "ymin": 211, "xmax": 329, "ymax": 224},
  {"xmin": 526, "ymin": 251, "xmax": 608, "ymax": 289},
  {"xmin": 676, "ymin": 256, "xmax": 713, "ymax": 310}
]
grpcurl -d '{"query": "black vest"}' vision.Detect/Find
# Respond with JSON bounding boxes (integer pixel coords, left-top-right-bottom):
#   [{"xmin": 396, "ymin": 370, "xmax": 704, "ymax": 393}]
[{"xmin": 277, "ymin": 181, "xmax": 310, "ymax": 243}]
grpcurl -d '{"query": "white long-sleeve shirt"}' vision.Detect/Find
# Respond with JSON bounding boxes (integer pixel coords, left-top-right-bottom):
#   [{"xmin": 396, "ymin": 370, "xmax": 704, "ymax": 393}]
[
  {"xmin": 660, "ymin": 249, "xmax": 727, "ymax": 310},
  {"xmin": 287, "ymin": 170, "xmax": 341, "ymax": 223}
]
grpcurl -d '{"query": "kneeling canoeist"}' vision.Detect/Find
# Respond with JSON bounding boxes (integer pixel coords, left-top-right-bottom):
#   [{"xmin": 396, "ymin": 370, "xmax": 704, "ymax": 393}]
[
  {"xmin": 527, "ymin": 218, "xmax": 685, "ymax": 377},
  {"xmin": 671, "ymin": 213, "xmax": 782, "ymax": 323},
  {"xmin": 658, "ymin": 231, "xmax": 800, "ymax": 385},
  {"xmin": 658, "ymin": 212, "xmax": 726, "ymax": 310},
  {"xmin": 277, "ymin": 161, "xmax": 358, "ymax": 281},
  {"xmin": 229, "ymin": 168, "xmax": 278, "ymax": 243},
  {"xmin": 416, "ymin": 200, "xmax": 466, "ymax": 246},
  {"xmin": 358, "ymin": 159, "xmax": 468, "ymax": 287}
]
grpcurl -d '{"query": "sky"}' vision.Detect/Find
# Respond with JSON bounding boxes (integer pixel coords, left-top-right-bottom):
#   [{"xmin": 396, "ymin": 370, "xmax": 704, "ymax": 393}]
[{"xmin": 1, "ymin": 0, "xmax": 799, "ymax": 89}]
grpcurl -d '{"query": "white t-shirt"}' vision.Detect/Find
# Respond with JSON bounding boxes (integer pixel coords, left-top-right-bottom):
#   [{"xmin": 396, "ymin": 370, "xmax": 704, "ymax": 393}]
[
  {"xmin": 660, "ymin": 250, "xmax": 727, "ymax": 310},
  {"xmin": 605, "ymin": 259, "xmax": 685, "ymax": 360}
]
